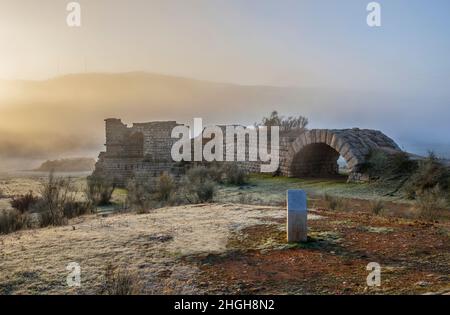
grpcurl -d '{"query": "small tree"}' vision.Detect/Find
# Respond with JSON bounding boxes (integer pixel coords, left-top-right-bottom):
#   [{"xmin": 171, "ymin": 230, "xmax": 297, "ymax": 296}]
[{"xmin": 256, "ymin": 110, "xmax": 309, "ymax": 133}]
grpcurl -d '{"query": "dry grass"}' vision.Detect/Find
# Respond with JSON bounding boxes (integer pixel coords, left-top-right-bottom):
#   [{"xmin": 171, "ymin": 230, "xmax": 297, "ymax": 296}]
[
  {"xmin": 324, "ymin": 193, "xmax": 346, "ymax": 211},
  {"xmin": 370, "ymin": 199, "xmax": 385, "ymax": 215},
  {"xmin": 0, "ymin": 209, "xmax": 31, "ymax": 234},
  {"xmin": 98, "ymin": 263, "xmax": 143, "ymax": 295},
  {"xmin": 415, "ymin": 187, "xmax": 448, "ymax": 221},
  {"xmin": 0, "ymin": 204, "xmax": 285, "ymax": 294}
]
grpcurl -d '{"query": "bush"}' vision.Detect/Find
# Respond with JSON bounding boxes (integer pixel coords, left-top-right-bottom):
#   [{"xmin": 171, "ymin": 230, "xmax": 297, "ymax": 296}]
[
  {"xmin": 126, "ymin": 178, "xmax": 154, "ymax": 213},
  {"xmin": 0, "ymin": 209, "xmax": 31, "ymax": 234},
  {"xmin": 155, "ymin": 172, "xmax": 176, "ymax": 202},
  {"xmin": 63, "ymin": 201, "xmax": 94, "ymax": 219},
  {"xmin": 10, "ymin": 191, "xmax": 39, "ymax": 213},
  {"xmin": 36, "ymin": 172, "xmax": 76, "ymax": 227},
  {"xmin": 222, "ymin": 164, "xmax": 249, "ymax": 186},
  {"xmin": 204, "ymin": 162, "xmax": 226, "ymax": 183},
  {"xmin": 415, "ymin": 186, "xmax": 448, "ymax": 221},
  {"xmin": 405, "ymin": 153, "xmax": 450, "ymax": 199},
  {"xmin": 370, "ymin": 199, "xmax": 385, "ymax": 215},
  {"xmin": 99, "ymin": 263, "xmax": 143, "ymax": 295},
  {"xmin": 324, "ymin": 193, "xmax": 344, "ymax": 211},
  {"xmin": 362, "ymin": 150, "xmax": 417, "ymax": 180},
  {"xmin": 184, "ymin": 166, "xmax": 216, "ymax": 203},
  {"xmin": 256, "ymin": 110, "xmax": 309, "ymax": 133},
  {"xmin": 86, "ymin": 176, "xmax": 115, "ymax": 206}
]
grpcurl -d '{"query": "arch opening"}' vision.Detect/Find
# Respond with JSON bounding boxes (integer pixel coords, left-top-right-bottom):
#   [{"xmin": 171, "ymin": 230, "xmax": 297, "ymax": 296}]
[{"xmin": 290, "ymin": 143, "xmax": 347, "ymax": 178}]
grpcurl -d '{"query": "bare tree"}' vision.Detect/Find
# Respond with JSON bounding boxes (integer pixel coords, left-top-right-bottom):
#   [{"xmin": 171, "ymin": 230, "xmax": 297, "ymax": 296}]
[{"xmin": 256, "ymin": 110, "xmax": 309, "ymax": 132}]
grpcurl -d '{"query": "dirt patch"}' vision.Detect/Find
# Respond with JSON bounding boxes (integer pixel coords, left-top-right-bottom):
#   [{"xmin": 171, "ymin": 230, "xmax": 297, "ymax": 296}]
[
  {"xmin": 194, "ymin": 208, "xmax": 450, "ymax": 295},
  {"xmin": 1, "ymin": 202, "xmax": 449, "ymax": 295}
]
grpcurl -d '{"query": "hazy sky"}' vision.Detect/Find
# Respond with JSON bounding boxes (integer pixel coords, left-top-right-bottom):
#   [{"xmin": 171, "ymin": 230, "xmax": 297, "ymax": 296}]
[
  {"xmin": 1, "ymin": 0, "xmax": 449, "ymax": 91},
  {"xmin": 0, "ymin": 0, "xmax": 449, "ymax": 166}
]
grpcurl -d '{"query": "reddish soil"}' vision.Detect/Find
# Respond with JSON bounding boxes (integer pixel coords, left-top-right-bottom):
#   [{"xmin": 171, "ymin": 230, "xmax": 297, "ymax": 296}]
[{"xmin": 193, "ymin": 201, "xmax": 450, "ymax": 295}]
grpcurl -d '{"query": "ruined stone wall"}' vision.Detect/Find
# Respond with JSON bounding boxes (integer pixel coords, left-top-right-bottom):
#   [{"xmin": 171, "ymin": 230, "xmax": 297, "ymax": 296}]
[
  {"xmin": 93, "ymin": 119, "xmax": 403, "ymax": 185},
  {"xmin": 93, "ymin": 119, "xmax": 184, "ymax": 186}
]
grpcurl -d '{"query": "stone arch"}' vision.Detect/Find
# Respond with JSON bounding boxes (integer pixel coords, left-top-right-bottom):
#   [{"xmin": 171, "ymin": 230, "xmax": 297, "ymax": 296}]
[{"xmin": 283, "ymin": 129, "xmax": 401, "ymax": 179}]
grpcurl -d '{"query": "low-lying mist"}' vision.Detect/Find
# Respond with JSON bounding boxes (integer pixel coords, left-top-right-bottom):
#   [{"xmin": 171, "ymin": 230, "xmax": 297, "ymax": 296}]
[{"xmin": 1, "ymin": 72, "xmax": 449, "ymax": 171}]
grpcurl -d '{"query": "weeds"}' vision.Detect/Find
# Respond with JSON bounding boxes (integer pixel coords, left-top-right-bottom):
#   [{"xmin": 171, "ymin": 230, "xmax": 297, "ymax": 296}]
[
  {"xmin": 405, "ymin": 152, "xmax": 450, "ymax": 199},
  {"xmin": 10, "ymin": 191, "xmax": 39, "ymax": 213},
  {"xmin": 370, "ymin": 199, "xmax": 385, "ymax": 215},
  {"xmin": 35, "ymin": 172, "xmax": 77, "ymax": 227},
  {"xmin": 184, "ymin": 166, "xmax": 216, "ymax": 203},
  {"xmin": 362, "ymin": 150, "xmax": 417, "ymax": 180},
  {"xmin": 323, "ymin": 193, "xmax": 344, "ymax": 211},
  {"xmin": 126, "ymin": 178, "xmax": 153, "ymax": 213},
  {"xmin": 155, "ymin": 172, "xmax": 176, "ymax": 202},
  {"xmin": 0, "ymin": 209, "xmax": 31, "ymax": 234},
  {"xmin": 415, "ymin": 186, "xmax": 448, "ymax": 221},
  {"xmin": 99, "ymin": 263, "xmax": 143, "ymax": 295},
  {"xmin": 222, "ymin": 164, "xmax": 249, "ymax": 186},
  {"xmin": 85, "ymin": 176, "xmax": 115, "ymax": 206}
]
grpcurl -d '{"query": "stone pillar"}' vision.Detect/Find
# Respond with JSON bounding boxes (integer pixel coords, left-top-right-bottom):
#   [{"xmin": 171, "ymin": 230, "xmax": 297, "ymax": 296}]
[{"xmin": 287, "ymin": 189, "xmax": 308, "ymax": 242}]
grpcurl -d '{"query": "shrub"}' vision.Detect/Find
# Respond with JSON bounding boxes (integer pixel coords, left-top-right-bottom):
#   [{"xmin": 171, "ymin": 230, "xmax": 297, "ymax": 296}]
[
  {"xmin": 256, "ymin": 110, "xmax": 309, "ymax": 133},
  {"xmin": 362, "ymin": 150, "xmax": 417, "ymax": 180},
  {"xmin": 324, "ymin": 193, "xmax": 344, "ymax": 211},
  {"xmin": 184, "ymin": 166, "xmax": 216, "ymax": 203},
  {"xmin": 0, "ymin": 209, "xmax": 31, "ymax": 234},
  {"xmin": 405, "ymin": 153, "xmax": 450, "ymax": 199},
  {"xmin": 155, "ymin": 172, "xmax": 176, "ymax": 202},
  {"xmin": 370, "ymin": 199, "xmax": 385, "ymax": 215},
  {"xmin": 204, "ymin": 162, "xmax": 225, "ymax": 183},
  {"xmin": 10, "ymin": 191, "xmax": 39, "ymax": 213},
  {"xmin": 36, "ymin": 172, "xmax": 76, "ymax": 227},
  {"xmin": 63, "ymin": 201, "xmax": 94, "ymax": 219},
  {"xmin": 222, "ymin": 164, "xmax": 249, "ymax": 186},
  {"xmin": 415, "ymin": 186, "xmax": 448, "ymax": 221},
  {"xmin": 85, "ymin": 176, "xmax": 115, "ymax": 206},
  {"xmin": 126, "ymin": 178, "xmax": 153, "ymax": 213},
  {"xmin": 388, "ymin": 151, "xmax": 418, "ymax": 176},
  {"xmin": 99, "ymin": 263, "xmax": 143, "ymax": 295}
]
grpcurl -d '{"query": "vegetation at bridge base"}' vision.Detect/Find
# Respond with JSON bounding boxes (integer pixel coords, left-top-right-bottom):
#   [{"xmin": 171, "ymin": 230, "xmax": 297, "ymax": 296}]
[
  {"xmin": 362, "ymin": 150, "xmax": 450, "ymax": 219},
  {"xmin": 361, "ymin": 150, "xmax": 417, "ymax": 181}
]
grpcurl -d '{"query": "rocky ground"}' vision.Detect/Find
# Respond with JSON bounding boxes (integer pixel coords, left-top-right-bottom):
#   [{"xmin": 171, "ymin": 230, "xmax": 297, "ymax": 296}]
[{"xmin": 1, "ymin": 202, "xmax": 449, "ymax": 295}]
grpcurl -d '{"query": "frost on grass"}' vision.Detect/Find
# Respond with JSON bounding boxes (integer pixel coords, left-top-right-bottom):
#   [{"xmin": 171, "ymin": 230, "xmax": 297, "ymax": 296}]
[{"xmin": 0, "ymin": 203, "xmax": 291, "ymax": 294}]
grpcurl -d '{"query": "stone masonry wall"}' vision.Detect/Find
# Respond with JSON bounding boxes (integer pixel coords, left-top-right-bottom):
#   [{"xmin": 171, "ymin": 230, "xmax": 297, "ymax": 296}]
[{"xmin": 93, "ymin": 119, "xmax": 403, "ymax": 186}]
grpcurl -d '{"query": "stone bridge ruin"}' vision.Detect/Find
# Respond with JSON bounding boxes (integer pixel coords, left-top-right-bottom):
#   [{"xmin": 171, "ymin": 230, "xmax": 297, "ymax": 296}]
[{"xmin": 92, "ymin": 118, "xmax": 402, "ymax": 186}]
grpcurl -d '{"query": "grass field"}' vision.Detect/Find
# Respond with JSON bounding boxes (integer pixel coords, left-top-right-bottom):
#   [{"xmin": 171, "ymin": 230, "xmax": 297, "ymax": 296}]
[{"xmin": 0, "ymin": 172, "xmax": 449, "ymax": 295}]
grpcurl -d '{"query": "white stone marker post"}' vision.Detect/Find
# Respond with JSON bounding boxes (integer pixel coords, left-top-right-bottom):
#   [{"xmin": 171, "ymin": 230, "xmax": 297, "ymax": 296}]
[{"xmin": 287, "ymin": 189, "xmax": 308, "ymax": 242}]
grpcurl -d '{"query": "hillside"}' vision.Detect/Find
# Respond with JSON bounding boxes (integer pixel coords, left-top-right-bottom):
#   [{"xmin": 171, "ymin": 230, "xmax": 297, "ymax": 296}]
[
  {"xmin": 0, "ymin": 72, "xmax": 449, "ymax": 171},
  {"xmin": 33, "ymin": 158, "xmax": 96, "ymax": 172}
]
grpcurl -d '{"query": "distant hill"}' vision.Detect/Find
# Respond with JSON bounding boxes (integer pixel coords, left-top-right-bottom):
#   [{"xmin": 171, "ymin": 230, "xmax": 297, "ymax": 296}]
[
  {"xmin": 0, "ymin": 72, "xmax": 448, "ymax": 171},
  {"xmin": 0, "ymin": 72, "xmax": 325, "ymax": 162},
  {"xmin": 34, "ymin": 158, "xmax": 96, "ymax": 172}
]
